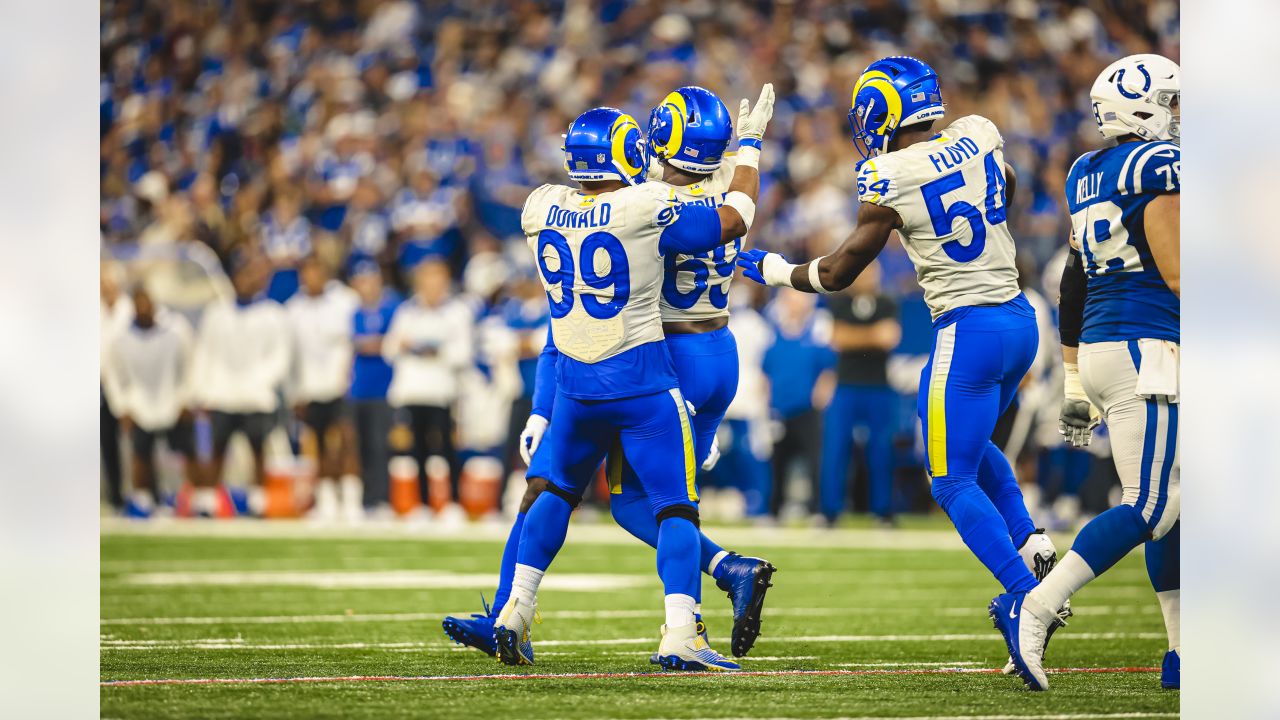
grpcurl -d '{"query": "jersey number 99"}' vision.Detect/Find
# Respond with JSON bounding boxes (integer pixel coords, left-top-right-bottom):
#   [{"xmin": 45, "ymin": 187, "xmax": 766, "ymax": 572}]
[
  {"xmin": 537, "ymin": 230, "xmax": 631, "ymax": 320},
  {"xmin": 919, "ymin": 150, "xmax": 1007, "ymax": 263}
]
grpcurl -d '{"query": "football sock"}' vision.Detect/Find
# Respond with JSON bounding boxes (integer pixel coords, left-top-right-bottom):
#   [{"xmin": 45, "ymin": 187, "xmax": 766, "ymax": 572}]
[
  {"xmin": 1029, "ymin": 505, "xmax": 1150, "ymax": 615},
  {"xmin": 656, "ymin": 516, "xmax": 701, "ymax": 600},
  {"xmin": 932, "ymin": 475, "xmax": 1037, "ymax": 593},
  {"xmin": 707, "ymin": 549, "xmax": 731, "ymax": 578},
  {"xmin": 976, "ymin": 441, "xmax": 1036, "ymax": 548},
  {"xmin": 510, "ymin": 564, "xmax": 544, "ymax": 607},
  {"xmin": 1025, "ymin": 549, "xmax": 1094, "ymax": 623},
  {"xmin": 490, "ymin": 511, "xmax": 526, "ymax": 615},
  {"xmin": 664, "ymin": 593, "xmax": 697, "ymax": 629},
  {"xmin": 1145, "ymin": 520, "xmax": 1180, "ymax": 651},
  {"xmin": 516, "ymin": 492, "xmax": 572, "ymax": 572}
]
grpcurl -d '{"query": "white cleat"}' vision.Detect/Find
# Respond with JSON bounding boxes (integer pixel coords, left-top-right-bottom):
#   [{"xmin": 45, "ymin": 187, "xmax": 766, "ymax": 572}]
[
  {"xmin": 493, "ymin": 596, "xmax": 538, "ymax": 666},
  {"xmin": 990, "ymin": 592, "xmax": 1054, "ymax": 691},
  {"xmin": 654, "ymin": 622, "xmax": 740, "ymax": 671},
  {"xmin": 1003, "ymin": 530, "xmax": 1072, "ymax": 675}
]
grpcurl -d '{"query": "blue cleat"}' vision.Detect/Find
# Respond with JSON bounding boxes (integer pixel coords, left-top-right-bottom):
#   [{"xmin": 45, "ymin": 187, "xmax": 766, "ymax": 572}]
[
  {"xmin": 655, "ymin": 622, "xmax": 740, "ymax": 672},
  {"xmin": 989, "ymin": 592, "xmax": 1059, "ymax": 691},
  {"xmin": 441, "ymin": 595, "xmax": 497, "ymax": 657},
  {"xmin": 1161, "ymin": 649, "xmax": 1179, "ymax": 689},
  {"xmin": 713, "ymin": 552, "xmax": 776, "ymax": 657},
  {"xmin": 493, "ymin": 597, "xmax": 538, "ymax": 666}
]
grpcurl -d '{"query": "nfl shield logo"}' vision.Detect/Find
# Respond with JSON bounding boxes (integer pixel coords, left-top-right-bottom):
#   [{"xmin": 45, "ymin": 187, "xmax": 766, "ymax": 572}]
[{"xmin": 596, "ymin": 153, "xmax": 606, "ymax": 163}]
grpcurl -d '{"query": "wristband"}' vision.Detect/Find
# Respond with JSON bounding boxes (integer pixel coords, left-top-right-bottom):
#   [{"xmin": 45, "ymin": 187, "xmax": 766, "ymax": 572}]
[
  {"xmin": 734, "ymin": 144, "xmax": 761, "ymax": 169},
  {"xmin": 1063, "ymin": 362, "xmax": 1087, "ymax": 402},
  {"xmin": 806, "ymin": 256, "xmax": 834, "ymax": 294},
  {"xmin": 723, "ymin": 190, "xmax": 757, "ymax": 230}
]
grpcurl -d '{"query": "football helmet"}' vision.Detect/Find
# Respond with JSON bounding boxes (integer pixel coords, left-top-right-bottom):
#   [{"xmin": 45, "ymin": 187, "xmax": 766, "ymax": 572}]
[
  {"xmin": 647, "ymin": 86, "xmax": 733, "ymax": 174},
  {"xmin": 563, "ymin": 107, "xmax": 649, "ymax": 185},
  {"xmin": 1090, "ymin": 54, "xmax": 1180, "ymax": 144},
  {"xmin": 848, "ymin": 56, "xmax": 946, "ymax": 161}
]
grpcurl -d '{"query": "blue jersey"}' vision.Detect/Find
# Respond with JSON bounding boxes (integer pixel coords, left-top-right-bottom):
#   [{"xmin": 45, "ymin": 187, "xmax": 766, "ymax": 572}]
[{"xmin": 1065, "ymin": 140, "xmax": 1180, "ymax": 343}]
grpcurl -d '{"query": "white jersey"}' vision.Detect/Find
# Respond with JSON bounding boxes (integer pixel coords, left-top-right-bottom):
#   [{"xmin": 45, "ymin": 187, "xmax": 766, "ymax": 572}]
[
  {"xmin": 521, "ymin": 182, "xmax": 681, "ymax": 364},
  {"xmin": 660, "ymin": 154, "xmax": 740, "ymax": 322},
  {"xmin": 856, "ymin": 115, "xmax": 1020, "ymax": 318}
]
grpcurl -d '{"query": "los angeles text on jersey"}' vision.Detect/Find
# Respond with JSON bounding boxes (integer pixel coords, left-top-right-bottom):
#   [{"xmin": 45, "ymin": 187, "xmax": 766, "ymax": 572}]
[{"xmin": 544, "ymin": 202, "xmax": 612, "ymax": 229}]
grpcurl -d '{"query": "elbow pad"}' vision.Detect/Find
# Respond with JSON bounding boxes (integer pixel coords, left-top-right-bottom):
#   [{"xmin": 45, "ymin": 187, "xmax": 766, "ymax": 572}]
[
  {"xmin": 1058, "ymin": 249, "xmax": 1086, "ymax": 347},
  {"xmin": 723, "ymin": 191, "xmax": 756, "ymax": 231}
]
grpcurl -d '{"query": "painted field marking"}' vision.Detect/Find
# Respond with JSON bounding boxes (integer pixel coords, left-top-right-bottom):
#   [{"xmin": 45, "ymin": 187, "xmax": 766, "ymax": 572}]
[
  {"xmin": 116, "ymin": 570, "xmax": 646, "ymax": 592},
  {"xmin": 100, "ymin": 605, "xmax": 1155, "ymax": 626},
  {"xmin": 101, "ymin": 666, "xmax": 1159, "ymax": 688},
  {"xmin": 99, "ymin": 632, "xmax": 1164, "ymax": 652}
]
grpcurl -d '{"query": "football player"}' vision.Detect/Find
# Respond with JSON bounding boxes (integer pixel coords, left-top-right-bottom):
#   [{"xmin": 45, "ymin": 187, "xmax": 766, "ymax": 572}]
[
  {"xmin": 737, "ymin": 56, "xmax": 1063, "ymax": 626},
  {"xmin": 993, "ymin": 54, "xmax": 1180, "ymax": 691},
  {"xmin": 487, "ymin": 89, "xmax": 774, "ymax": 671},
  {"xmin": 443, "ymin": 88, "xmax": 777, "ymax": 666}
]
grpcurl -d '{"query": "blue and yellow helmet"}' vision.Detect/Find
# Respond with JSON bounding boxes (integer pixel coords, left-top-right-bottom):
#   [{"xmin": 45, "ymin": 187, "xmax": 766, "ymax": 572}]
[
  {"xmin": 646, "ymin": 86, "xmax": 733, "ymax": 174},
  {"xmin": 848, "ymin": 56, "xmax": 946, "ymax": 160},
  {"xmin": 562, "ymin": 107, "xmax": 649, "ymax": 186}
]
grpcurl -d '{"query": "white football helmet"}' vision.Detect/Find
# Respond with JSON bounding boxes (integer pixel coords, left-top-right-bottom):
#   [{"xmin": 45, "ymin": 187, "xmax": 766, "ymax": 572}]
[{"xmin": 1090, "ymin": 54, "xmax": 1180, "ymax": 144}]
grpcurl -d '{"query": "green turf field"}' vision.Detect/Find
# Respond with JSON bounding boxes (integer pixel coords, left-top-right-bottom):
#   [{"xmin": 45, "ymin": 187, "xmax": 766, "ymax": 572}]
[{"xmin": 100, "ymin": 518, "xmax": 1178, "ymax": 719}]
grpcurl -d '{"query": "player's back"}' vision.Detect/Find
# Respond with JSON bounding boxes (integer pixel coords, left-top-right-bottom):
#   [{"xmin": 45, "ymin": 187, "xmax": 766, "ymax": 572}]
[
  {"xmin": 661, "ymin": 155, "xmax": 740, "ymax": 321},
  {"xmin": 856, "ymin": 115, "xmax": 1019, "ymax": 319},
  {"xmin": 521, "ymin": 180, "xmax": 682, "ymax": 399},
  {"xmin": 1065, "ymin": 140, "xmax": 1180, "ymax": 344}
]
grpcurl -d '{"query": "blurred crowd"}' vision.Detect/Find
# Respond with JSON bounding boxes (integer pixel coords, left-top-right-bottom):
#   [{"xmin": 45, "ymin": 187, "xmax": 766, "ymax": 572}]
[{"xmin": 99, "ymin": 0, "xmax": 1178, "ymax": 525}]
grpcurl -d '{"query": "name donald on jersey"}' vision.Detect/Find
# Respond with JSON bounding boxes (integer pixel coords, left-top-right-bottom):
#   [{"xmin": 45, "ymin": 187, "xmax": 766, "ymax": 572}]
[{"xmin": 545, "ymin": 202, "xmax": 613, "ymax": 229}]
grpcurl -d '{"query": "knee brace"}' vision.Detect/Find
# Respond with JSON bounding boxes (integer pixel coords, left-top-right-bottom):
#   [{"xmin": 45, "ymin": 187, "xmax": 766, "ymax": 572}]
[
  {"xmin": 537, "ymin": 478, "xmax": 582, "ymax": 510},
  {"xmin": 655, "ymin": 503, "xmax": 700, "ymax": 528}
]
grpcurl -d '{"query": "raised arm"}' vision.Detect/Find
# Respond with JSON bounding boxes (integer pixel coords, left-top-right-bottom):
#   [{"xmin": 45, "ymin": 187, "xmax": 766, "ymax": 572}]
[
  {"xmin": 659, "ymin": 84, "xmax": 774, "ymax": 256},
  {"xmin": 738, "ymin": 201, "xmax": 899, "ymax": 293}
]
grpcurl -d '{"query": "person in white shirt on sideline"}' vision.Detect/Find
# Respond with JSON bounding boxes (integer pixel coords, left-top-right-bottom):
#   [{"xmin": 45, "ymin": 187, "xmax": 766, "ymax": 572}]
[
  {"xmin": 382, "ymin": 259, "xmax": 474, "ymax": 513},
  {"xmin": 287, "ymin": 255, "xmax": 362, "ymax": 521},
  {"xmin": 104, "ymin": 286, "xmax": 197, "ymax": 518},
  {"xmin": 189, "ymin": 251, "xmax": 292, "ymax": 516},
  {"xmin": 100, "ymin": 261, "xmax": 134, "ymax": 511}
]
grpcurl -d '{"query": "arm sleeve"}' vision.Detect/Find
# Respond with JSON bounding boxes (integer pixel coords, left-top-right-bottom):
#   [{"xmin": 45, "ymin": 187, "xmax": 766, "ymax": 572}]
[
  {"xmin": 1058, "ymin": 248, "xmax": 1087, "ymax": 348},
  {"xmin": 531, "ymin": 325, "xmax": 558, "ymax": 419},
  {"xmin": 658, "ymin": 203, "xmax": 722, "ymax": 256}
]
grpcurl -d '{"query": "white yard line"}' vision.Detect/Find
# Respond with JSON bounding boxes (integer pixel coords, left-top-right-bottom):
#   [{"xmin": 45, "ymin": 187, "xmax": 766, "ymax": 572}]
[
  {"xmin": 115, "ymin": 570, "xmax": 647, "ymax": 592},
  {"xmin": 100, "ymin": 605, "xmax": 1159, "ymax": 626},
  {"xmin": 100, "ymin": 631, "xmax": 1164, "ymax": 651},
  {"xmin": 101, "ymin": 667, "xmax": 1160, "ymax": 688},
  {"xmin": 101, "ymin": 516, "xmax": 968, "ymax": 551}
]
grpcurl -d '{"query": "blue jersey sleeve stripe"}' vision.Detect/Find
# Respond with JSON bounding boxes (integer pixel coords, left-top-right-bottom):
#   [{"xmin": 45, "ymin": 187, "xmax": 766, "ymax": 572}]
[{"xmin": 1132, "ymin": 143, "xmax": 1179, "ymax": 194}]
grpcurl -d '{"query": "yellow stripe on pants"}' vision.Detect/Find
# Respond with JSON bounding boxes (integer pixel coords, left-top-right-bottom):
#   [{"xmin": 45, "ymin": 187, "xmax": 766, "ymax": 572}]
[
  {"xmin": 668, "ymin": 389, "xmax": 698, "ymax": 502},
  {"xmin": 927, "ymin": 324, "xmax": 957, "ymax": 478}
]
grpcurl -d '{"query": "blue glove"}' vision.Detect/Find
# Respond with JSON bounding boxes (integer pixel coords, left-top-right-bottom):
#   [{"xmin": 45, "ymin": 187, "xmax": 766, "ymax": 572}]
[{"xmin": 736, "ymin": 248, "xmax": 768, "ymax": 285}]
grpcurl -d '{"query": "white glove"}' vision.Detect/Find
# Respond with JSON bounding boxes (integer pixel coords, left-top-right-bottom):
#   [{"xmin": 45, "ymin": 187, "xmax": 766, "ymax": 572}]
[
  {"xmin": 1058, "ymin": 362, "xmax": 1101, "ymax": 447},
  {"xmin": 735, "ymin": 83, "xmax": 775, "ymax": 143},
  {"xmin": 519, "ymin": 414, "xmax": 549, "ymax": 465},
  {"xmin": 701, "ymin": 435, "xmax": 721, "ymax": 472}
]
